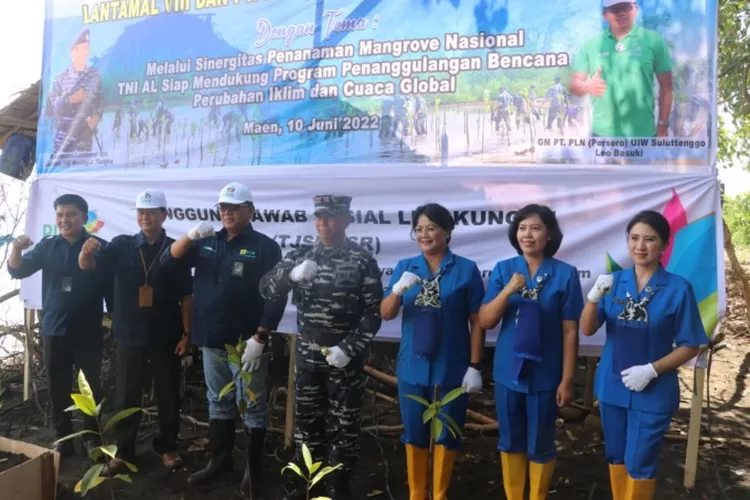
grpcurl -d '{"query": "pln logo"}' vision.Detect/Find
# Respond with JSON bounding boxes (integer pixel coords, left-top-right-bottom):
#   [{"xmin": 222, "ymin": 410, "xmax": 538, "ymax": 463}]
[{"xmin": 42, "ymin": 210, "xmax": 104, "ymax": 236}]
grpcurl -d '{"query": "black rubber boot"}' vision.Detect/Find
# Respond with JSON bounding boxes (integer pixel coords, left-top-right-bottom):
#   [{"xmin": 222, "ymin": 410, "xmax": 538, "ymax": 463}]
[
  {"xmin": 187, "ymin": 419, "xmax": 235, "ymax": 485},
  {"xmin": 240, "ymin": 428, "xmax": 266, "ymax": 499}
]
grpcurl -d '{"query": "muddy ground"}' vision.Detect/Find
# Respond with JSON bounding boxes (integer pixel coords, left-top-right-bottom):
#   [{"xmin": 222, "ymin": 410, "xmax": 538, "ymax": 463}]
[{"xmin": 0, "ymin": 264, "xmax": 748, "ymax": 500}]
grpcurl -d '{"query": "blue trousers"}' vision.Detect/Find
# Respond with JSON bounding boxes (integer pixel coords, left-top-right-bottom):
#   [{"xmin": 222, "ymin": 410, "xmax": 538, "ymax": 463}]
[
  {"xmin": 600, "ymin": 403, "xmax": 671, "ymax": 479},
  {"xmin": 398, "ymin": 380, "xmax": 468, "ymax": 449},
  {"xmin": 202, "ymin": 347, "xmax": 268, "ymax": 428},
  {"xmin": 495, "ymin": 385, "xmax": 557, "ymax": 463}
]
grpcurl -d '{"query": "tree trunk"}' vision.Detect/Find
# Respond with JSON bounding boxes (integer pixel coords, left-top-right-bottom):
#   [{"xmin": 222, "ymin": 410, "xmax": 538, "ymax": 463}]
[{"xmin": 723, "ymin": 217, "xmax": 750, "ymax": 326}]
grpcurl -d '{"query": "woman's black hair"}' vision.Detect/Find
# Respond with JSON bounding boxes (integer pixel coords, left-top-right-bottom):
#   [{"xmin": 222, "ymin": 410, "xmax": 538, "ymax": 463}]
[
  {"xmin": 508, "ymin": 204, "xmax": 563, "ymax": 257},
  {"xmin": 412, "ymin": 203, "xmax": 455, "ymax": 245},
  {"xmin": 626, "ymin": 210, "xmax": 670, "ymax": 247}
]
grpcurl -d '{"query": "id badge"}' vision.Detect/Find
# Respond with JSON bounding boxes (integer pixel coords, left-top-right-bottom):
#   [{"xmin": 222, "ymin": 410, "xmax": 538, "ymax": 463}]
[
  {"xmin": 138, "ymin": 284, "xmax": 154, "ymax": 308},
  {"xmin": 61, "ymin": 277, "xmax": 73, "ymax": 293},
  {"xmin": 231, "ymin": 261, "xmax": 244, "ymax": 278}
]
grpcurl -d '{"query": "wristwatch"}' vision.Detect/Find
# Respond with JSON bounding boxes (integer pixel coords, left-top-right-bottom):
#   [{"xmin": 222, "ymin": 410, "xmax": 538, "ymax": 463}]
[{"xmin": 657, "ymin": 120, "xmax": 670, "ymax": 127}]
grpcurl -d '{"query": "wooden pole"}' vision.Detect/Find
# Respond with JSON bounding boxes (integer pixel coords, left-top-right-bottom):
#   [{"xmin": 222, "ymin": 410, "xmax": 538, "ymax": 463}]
[
  {"xmin": 683, "ymin": 364, "xmax": 706, "ymax": 488},
  {"xmin": 284, "ymin": 335, "xmax": 296, "ymax": 449},
  {"xmin": 583, "ymin": 357, "xmax": 597, "ymax": 409},
  {"xmin": 23, "ymin": 308, "xmax": 35, "ymax": 401}
]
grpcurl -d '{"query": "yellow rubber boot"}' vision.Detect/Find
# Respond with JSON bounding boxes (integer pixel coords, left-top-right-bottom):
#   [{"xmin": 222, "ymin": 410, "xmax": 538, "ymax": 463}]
[
  {"xmin": 528, "ymin": 459, "xmax": 556, "ymax": 500},
  {"xmin": 405, "ymin": 444, "xmax": 429, "ymax": 500},
  {"xmin": 609, "ymin": 464, "xmax": 627, "ymax": 500},
  {"xmin": 500, "ymin": 452, "xmax": 528, "ymax": 500},
  {"xmin": 432, "ymin": 445, "xmax": 458, "ymax": 500},
  {"xmin": 625, "ymin": 476, "xmax": 656, "ymax": 500}
]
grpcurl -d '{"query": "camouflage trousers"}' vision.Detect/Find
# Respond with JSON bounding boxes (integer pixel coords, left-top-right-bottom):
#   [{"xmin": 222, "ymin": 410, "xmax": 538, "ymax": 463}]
[{"xmin": 293, "ymin": 364, "xmax": 364, "ymax": 472}]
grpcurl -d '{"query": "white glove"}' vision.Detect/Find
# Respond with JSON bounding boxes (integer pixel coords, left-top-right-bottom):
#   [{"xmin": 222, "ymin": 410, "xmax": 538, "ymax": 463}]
[
  {"xmin": 393, "ymin": 271, "xmax": 421, "ymax": 296},
  {"xmin": 620, "ymin": 363, "xmax": 658, "ymax": 392},
  {"xmin": 241, "ymin": 338, "xmax": 265, "ymax": 372},
  {"xmin": 289, "ymin": 260, "xmax": 319, "ymax": 282},
  {"xmin": 187, "ymin": 221, "xmax": 215, "ymax": 241},
  {"xmin": 325, "ymin": 346, "xmax": 351, "ymax": 369},
  {"xmin": 461, "ymin": 367, "xmax": 482, "ymax": 393},
  {"xmin": 587, "ymin": 274, "xmax": 614, "ymax": 303}
]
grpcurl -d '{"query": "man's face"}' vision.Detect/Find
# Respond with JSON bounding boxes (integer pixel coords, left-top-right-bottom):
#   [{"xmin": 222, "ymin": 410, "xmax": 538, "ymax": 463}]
[
  {"xmin": 603, "ymin": 2, "xmax": 638, "ymax": 31},
  {"xmin": 219, "ymin": 203, "xmax": 253, "ymax": 233},
  {"xmin": 137, "ymin": 208, "xmax": 166, "ymax": 234},
  {"xmin": 55, "ymin": 204, "xmax": 86, "ymax": 239},
  {"xmin": 315, "ymin": 213, "xmax": 349, "ymax": 246},
  {"xmin": 71, "ymin": 43, "xmax": 89, "ymax": 72}
]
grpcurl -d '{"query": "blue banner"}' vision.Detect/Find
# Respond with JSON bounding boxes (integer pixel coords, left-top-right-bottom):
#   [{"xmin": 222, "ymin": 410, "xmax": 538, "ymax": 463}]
[{"xmin": 38, "ymin": 0, "xmax": 718, "ymax": 174}]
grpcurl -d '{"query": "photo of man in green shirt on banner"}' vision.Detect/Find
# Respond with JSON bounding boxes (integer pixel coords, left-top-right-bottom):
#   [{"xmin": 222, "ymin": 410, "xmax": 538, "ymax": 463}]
[{"xmin": 570, "ymin": 0, "xmax": 673, "ymax": 138}]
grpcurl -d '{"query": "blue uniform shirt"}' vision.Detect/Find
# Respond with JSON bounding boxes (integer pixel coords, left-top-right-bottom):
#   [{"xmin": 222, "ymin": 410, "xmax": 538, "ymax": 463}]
[
  {"xmin": 7, "ymin": 233, "xmax": 112, "ymax": 337},
  {"xmin": 386, "ymin": 250, "xmax": 485, "ymax": 388},
  {"xmin": 97, "ymin": 230, "xmax": 193, "ymax": 347},
  {"xmin": 595, "ymin": 265, "xmax": 708, "ymax": 414},
  {"xmin": 161, "ymin": 224, "xmax": 286, "ymax": 349},
  {"xmin": 484, "ymin": 256, "xmax": 584, "ymax": 393}
]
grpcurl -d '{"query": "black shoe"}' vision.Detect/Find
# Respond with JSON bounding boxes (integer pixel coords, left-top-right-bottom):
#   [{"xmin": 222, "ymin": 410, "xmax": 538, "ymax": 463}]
[
  {"xmin": 240, "ymin": 428, "xmax": 266, "ymax": 498},
  {"xmin": 53, "ymin": 439, "xmax": 75, "ymax": 457},
  {"xmin": 187, "ymin": 419, "xmax": 235, "ymax": 485}
]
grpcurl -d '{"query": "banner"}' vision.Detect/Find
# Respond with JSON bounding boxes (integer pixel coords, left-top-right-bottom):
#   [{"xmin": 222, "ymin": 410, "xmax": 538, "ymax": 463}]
[
  {"xmin": 18, "ymin": 167, "xmax": 724, "ymax": 356},
  {"xmin": 37, "ymin": 0, "xmax": 717, "ymax": 174}
]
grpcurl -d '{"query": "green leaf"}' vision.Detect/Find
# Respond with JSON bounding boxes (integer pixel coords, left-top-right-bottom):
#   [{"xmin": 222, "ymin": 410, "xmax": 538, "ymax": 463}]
[
  {"xmin": 122, "ymin": 460, "xmax": 138, "ymax": 473},
  {"xmin": 114, "ymin": 474, "xmax": 132, "ymax": 483},
  {"xmin": 439, "ymin": 387, "xmax": 465, "ymax": 407},
  {"xmin": 240, "ymin": 371, "xmax": 253, "ymax": 386},
  {"xmin": 77, "ymin": 370, "xmax": 93, "ymax": 399},
  {"xmin": 430, "ymin": 418, "xmax": 444, "ymax": 441},
  {"xmin": 245, "ymin": 387, "xmax": 257, "ymax": 404},
  {"xmin": 302, "ymin": 444, "xmax": 313, "ymax": 473},
  {"xmin": 100, "ymin": 445, "xmax": 117, "ymax": 460},
  {"xmin": 76, "ymin": 464, "xmax": 105, "ymax": 496},
  {"xmin": 441, "ymin": 413, "xmax": 463, "ymax": 439},
  {"xmin": 228, "ymin": 352, "xmax": 241, "ymax": 367},
  {"xmin": 225, "ymin": 344, "xmax": 240, "ymax": 357},
  {"xmin": 422, "ymin": 407, "xmax": 437, "ymax": 424},
  {"xmin": 218, "ymin": 381, "xmax": 235, "ymax": 399},
  {"xmin": 53, "ymin": 429, "xmax": 98, "ymax": 445},
  {"xmin": 309, "ymin": 461, "xmax": 322, "ymax": 475},
  {"xmin": 281, "ymin": 463, "xmax": 304, "ymax": 478},
  {"xmin": 310, "ymin": 464, "xmax": 343, "ymax": 488},
  {"xmin": 88, "ymin": 446, "xmax": 103, "ymax": 462},
  {"xmin": 405, "ymin": 394, "xmax": 431, "ymax": 408},
  {"xmin": 103, "ymin": 407, "xmax": 142, "ymax": 433},
  {"xmin": 71, "ymin": 394, "xmax": 98, "ymax": 417},
  {"xmin": 311, "ymin": 497, "xmax": 333, "ymax": 500}
]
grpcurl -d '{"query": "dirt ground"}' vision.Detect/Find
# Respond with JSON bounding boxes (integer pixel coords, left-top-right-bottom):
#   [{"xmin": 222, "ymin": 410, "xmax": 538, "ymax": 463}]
[{"xmin": 0, "ymin": 263, "xmax": 748, "ymax": 500}]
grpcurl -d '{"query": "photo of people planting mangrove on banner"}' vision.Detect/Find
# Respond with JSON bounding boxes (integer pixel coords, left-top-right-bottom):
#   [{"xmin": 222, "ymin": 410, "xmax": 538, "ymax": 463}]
[{"xmin": 36, "ymin": 0, "xmax": 716, "ymax": 174}]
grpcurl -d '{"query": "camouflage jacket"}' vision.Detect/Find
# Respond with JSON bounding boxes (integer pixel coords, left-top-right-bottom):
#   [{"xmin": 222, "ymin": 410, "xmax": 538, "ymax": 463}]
[{"xmin": 260, "ymin": 238, "xmax": 383, "ymax": 369}]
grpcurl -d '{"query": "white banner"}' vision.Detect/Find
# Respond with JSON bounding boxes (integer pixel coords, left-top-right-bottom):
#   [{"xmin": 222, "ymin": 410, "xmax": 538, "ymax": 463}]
[{"xmin": 19, "ymin": 166, "xmax": 724, "ymax": 357}]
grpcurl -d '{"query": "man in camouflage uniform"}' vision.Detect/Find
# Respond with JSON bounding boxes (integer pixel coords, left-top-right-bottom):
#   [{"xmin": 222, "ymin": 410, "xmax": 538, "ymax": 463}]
[
  {"xmin": 260, "ymin": 195, "xmax": 383, "ymax": 500},
  {"xmin": 493, "ymin": 86, "xmax": 513, "ymax": 132},
  {"xmin": 46, "ymin": 29, "xmax": 104, "ymax": 155}
]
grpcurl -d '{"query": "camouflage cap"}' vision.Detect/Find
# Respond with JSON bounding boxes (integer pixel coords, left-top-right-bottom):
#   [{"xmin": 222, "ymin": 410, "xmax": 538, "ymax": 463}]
[
  {"xmin": 313, "ymin": 195, "xmax": 352, "ymax": 216},
  {"xmin": 72, "ymin": 29, "xmax": 90, "ymax": 49}
]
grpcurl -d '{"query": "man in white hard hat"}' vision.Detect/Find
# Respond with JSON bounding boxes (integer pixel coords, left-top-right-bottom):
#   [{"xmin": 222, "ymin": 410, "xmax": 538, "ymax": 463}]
[
  {"xmin": 162, "ymin": 182, "xmax": 286, "ymax": 497},
  {"xmin": 570, "ymin": 0, "xmax": 673, "ymax": 138},
  {"xmin": 79, "ymin": 189, "xmax": 193, "ymax": 471}
]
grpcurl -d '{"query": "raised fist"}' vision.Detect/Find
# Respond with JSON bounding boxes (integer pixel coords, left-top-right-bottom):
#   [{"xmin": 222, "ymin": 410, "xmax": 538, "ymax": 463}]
[
  {"xmin": 12, "ymin": 235, "xmax": 32, "ymax": 251},
  {"xmin": 505, "ymin": 273, "xmax": 526, "ymax": 294},
  {"xmin": 81, "ymin": 237, "xmax": 101, "ymax": 256},
  {"xmin": 289, "ymin": 260, "xmax": 318, "ymax": 283},
  {"xmin": 187, "ymin": 221, "xmax": 215, "ymax": 241},
  {"xmin": 587, "ymin": 274, "xmax": 614, "ymax": 304}
]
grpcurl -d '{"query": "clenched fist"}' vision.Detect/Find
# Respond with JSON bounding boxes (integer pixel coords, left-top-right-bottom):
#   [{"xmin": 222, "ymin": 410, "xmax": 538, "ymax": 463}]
[
  {"xmin": 81, "ymin": 237, "xmax": 101, "ymax": 256},
  {"xmin": 587, "ymin": 274, "xmax": 614, "ymax": 304},
  {"xmin": 504, "ymin": 273, "xmax": 526, "ymax": 294},
  {"xmin": 12, "ymin": 235, "xmax": 32, "ymax": 251},
  {"xmin": 392, "ymin": 271, "xmax": 421, "ymax": 296},
  {"xmin": 187, "ymin": 221, "xmax": 215, "ymax": 241},
  {"xmin": 289, "ymin": 260, "xmax": 318, "ymax": 283}
]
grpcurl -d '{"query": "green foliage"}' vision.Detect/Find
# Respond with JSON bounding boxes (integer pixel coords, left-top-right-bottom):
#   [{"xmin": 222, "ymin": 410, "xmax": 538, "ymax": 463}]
[
  {"xmin": 724, "ymin": 193, "xmax": 750, "ymax": 247},
  {"xmin": 718, "ymin": 0, "xmax": 750, "ymax": 167},
  {"xmin": 405, "ymin": 386, "xmax": 465, "ymax": 441},
  {"xmin": 281, "ymin": 443, "xmax": 343, "ymax": 500},
  {"xmin": 56, "ymin": 370, "xmax": 141, "ymax": 497}
]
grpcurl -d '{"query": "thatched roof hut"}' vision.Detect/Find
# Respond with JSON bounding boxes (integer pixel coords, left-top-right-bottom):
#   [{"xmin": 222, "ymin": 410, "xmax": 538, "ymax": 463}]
[{"xmin": 0, "ymin": 82, "xmax": 40, "ymax": 149}]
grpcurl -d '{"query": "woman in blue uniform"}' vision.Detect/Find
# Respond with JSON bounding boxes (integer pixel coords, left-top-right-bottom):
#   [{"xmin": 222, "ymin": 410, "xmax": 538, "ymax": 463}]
[
  {"xmin": 580, "ymin": 210, "xmax": 707, "ymax": 500},
  {"xmin": 381, "ymin": 203, "xmax": 485, "ymax": 500},
  {"xmin": 479, "ymin": 204, "xmax": 583, "ymax": 500}
]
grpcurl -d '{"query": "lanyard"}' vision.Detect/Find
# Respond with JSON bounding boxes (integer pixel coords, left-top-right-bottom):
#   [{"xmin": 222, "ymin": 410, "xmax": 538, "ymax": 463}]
[{"xmin": 138, "ymin": 237, "xmax": 167, "ymax": 286}]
